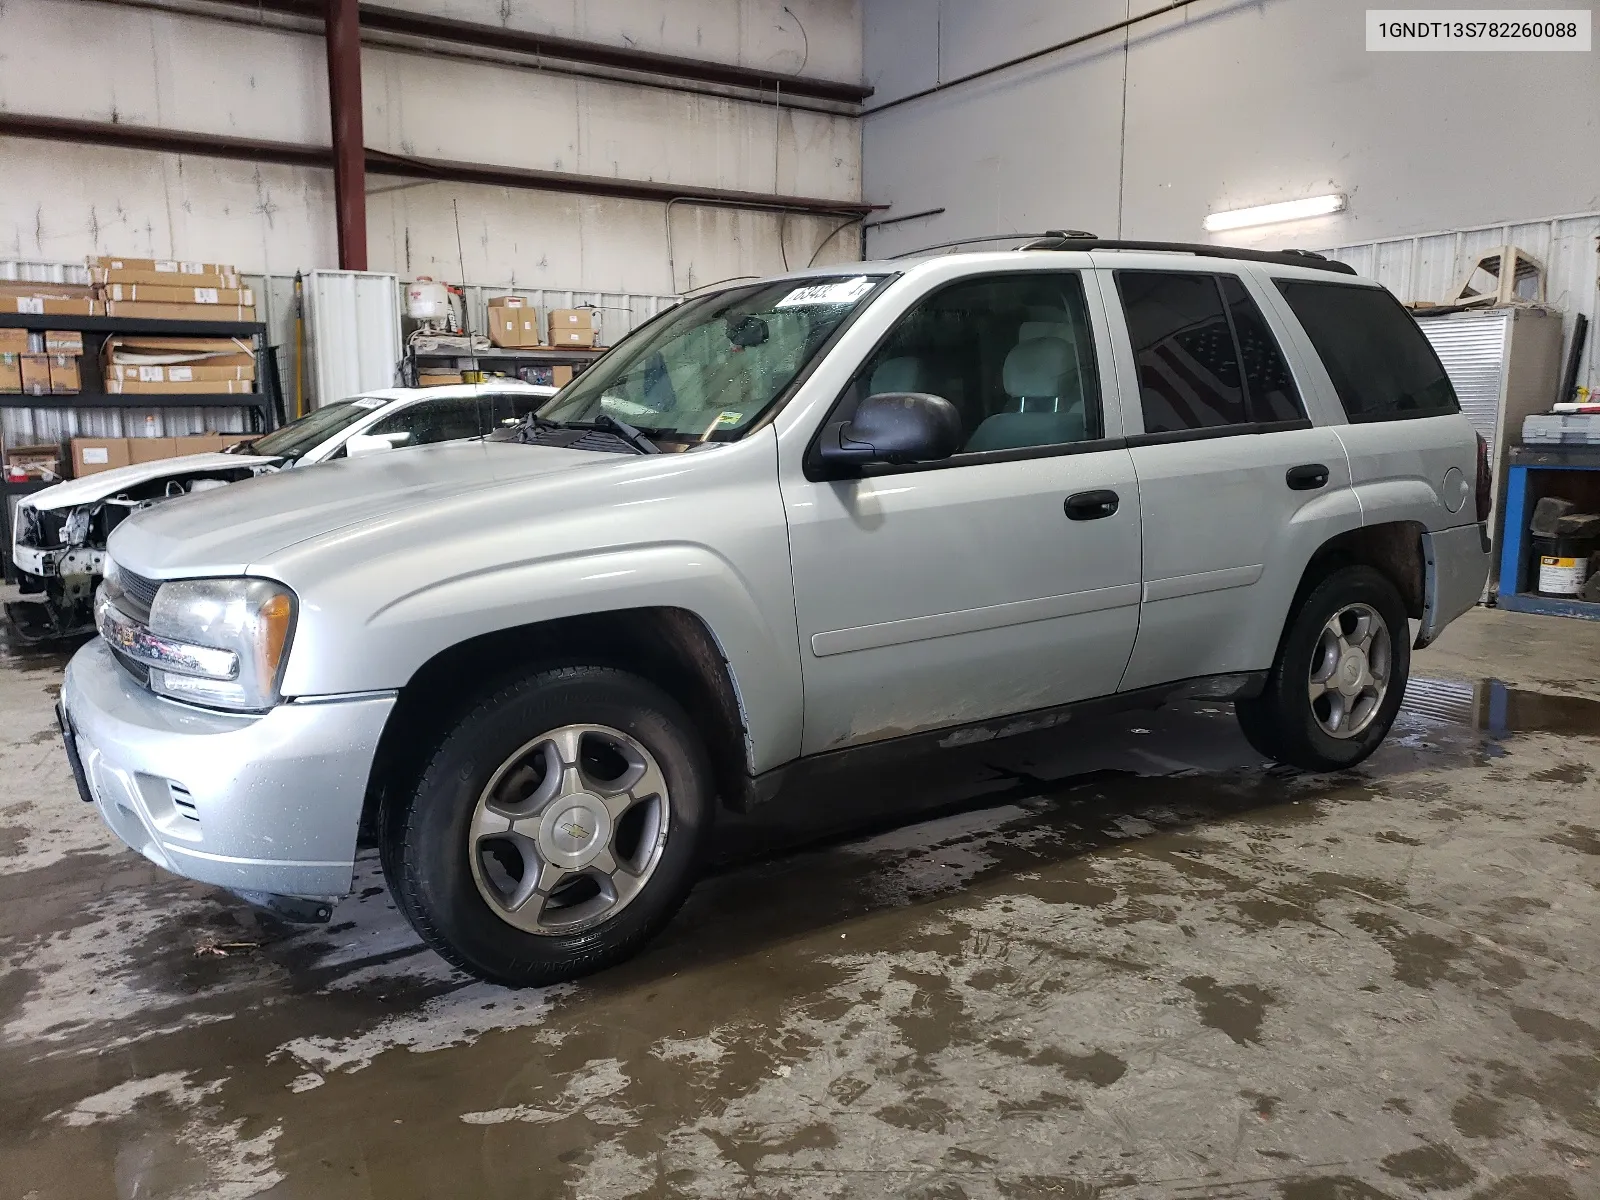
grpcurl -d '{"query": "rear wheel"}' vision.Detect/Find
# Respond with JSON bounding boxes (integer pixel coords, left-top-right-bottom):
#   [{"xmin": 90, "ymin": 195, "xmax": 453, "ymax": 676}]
[
  {"xmin": 382, "ymin": 665, "xmax": 712, "ymax": 986},
  {"xmin": 1236, "ymin": 565, "xmax": 1410, "ymax": 771}
]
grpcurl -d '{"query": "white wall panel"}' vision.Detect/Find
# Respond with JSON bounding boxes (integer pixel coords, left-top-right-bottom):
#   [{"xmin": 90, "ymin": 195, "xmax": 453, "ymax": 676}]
[
  {"xmin": 368, "ymin": 181, "xmax": 860, "ymax": 296},
  {"xmin": 0, "ymin": 138, "xmax": 336, "ymax": 275},
  {"xmin": 862, "ymin": 0, "xmax": 1600, "ymax": 254},
  {"xmin": 0, "ymin": 0, "xmax": 327, "ymax": 144},
  {"xmin": 1, "ymin": 0, "xmax": 865, "ymax": 296},
  {"xmin": 382, "ymin": 0, "xmax": 863, "ymax": 81},
  {"xmin": 363, "ymin": 49, "xmax": 859, "ymax": 202}
]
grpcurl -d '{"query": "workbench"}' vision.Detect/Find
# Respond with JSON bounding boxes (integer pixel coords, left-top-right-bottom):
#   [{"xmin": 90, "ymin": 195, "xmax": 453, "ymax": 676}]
[{"xmin": 1496, "ymin": 445, "xmax": 1600, "ymax": 621}]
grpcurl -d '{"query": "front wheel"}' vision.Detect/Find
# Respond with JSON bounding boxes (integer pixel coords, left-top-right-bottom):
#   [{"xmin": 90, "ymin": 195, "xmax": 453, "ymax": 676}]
[
  {"xmin": 1236, "ymin": 565, "xmax": 1411, "ymax": 771},
  {"xmin": 382, "ymin": 665, "xmax": 712, "ymax": 986}
]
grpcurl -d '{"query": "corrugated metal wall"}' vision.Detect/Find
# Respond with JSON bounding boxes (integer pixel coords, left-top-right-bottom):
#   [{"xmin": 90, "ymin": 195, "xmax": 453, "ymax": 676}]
[
  {"xmin": 1322, "ymin": 211, "xmax": 1600, "ymax": 397},
  {"xmin": 1, "ymin": 259, "xmax": 679, "ymax": 439}
]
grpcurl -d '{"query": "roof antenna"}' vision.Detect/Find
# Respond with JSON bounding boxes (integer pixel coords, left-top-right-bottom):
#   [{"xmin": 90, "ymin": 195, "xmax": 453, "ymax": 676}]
[{"xmin": 452, "ymin": 199, "xmax": 478, "ymax": 388}]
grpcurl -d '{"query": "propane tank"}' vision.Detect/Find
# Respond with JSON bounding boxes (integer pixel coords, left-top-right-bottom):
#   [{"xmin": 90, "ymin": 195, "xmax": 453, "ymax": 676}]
[{"xmin": 405, "ymin": 277, "xmax": 451, "ymax": 322}]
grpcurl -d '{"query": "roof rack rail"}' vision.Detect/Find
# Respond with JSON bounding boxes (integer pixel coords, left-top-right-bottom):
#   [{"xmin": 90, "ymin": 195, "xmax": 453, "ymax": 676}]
[
  {"xmin": 888, "ymin": 231, "xmax": 1098, "ymax": 259},
  {"xmin": 1018, "ymin": 236, "xmax": 1357, "ymax": 275}
]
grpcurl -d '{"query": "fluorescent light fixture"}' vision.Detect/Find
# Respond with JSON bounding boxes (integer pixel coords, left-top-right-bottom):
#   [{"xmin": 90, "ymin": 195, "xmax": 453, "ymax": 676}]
[{"xmin": 1203, "ymin": 193, "xmax": 1346, "ymax": 233}]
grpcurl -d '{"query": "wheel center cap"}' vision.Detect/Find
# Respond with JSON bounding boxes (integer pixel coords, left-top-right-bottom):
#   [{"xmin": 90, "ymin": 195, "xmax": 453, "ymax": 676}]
[
  {"xmin": 538, "ymin": 796, "xmax": 610, "ymax": 867},
  {"xmin": 1337, "ymin": 650, "xmax": 1365, "ymax": 691}
]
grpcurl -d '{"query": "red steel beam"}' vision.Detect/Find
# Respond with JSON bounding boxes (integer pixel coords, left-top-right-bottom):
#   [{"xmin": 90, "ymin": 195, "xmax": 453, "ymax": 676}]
[{"xmin": 325, "ymin": 0, "xmax": 367, "ymax": 270}]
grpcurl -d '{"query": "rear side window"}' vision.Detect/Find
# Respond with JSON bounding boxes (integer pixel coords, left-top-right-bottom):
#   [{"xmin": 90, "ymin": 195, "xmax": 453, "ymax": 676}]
[
  {"xmin": 1220, "ymin": 275, "xmax": 1303, "ymax": 422},
  {"xmin": 1117, "ymin": 271, "xmax": 1248, "ymax": 434},
  {"xmin": 1275, "ymin": 280, "xmax": 1459, "ymax": 421}
]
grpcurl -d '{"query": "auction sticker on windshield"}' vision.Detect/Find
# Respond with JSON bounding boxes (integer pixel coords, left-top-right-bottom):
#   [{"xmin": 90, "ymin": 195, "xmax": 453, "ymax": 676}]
[{"xmin": 775, "ymin": 277, "xmax": 874, "ymax": 308}]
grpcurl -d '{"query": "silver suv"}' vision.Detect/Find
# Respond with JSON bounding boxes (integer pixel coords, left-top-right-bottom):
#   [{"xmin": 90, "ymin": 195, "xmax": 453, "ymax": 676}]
[{"xmin": 60, "ymin": 239, "xmax": 1491, "ymax": 986}]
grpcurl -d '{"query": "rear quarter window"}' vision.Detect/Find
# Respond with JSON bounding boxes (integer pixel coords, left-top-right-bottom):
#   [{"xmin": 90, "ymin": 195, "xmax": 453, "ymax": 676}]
[{"xmin": 1275, "ymin": 279, "xmax": 1459, "ymax": 422}]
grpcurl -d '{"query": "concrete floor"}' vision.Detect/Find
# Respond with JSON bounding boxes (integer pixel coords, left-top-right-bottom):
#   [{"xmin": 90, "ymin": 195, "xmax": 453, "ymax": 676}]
[{"xmin": 2, "ymin": 606, "xmax": 1599, "ymax": 1199}]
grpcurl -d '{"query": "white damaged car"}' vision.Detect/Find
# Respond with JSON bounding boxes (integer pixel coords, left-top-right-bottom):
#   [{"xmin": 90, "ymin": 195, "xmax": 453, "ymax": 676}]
[{"xmin": 7, "ymin": 381, "xmax": 555, "ymax": 639}]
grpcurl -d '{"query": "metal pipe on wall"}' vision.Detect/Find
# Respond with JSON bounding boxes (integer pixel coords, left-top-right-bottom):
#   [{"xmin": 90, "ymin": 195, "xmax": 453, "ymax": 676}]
[{"xmin": 325, "ymin": 0, "xmax": 368, "ymax": 271}]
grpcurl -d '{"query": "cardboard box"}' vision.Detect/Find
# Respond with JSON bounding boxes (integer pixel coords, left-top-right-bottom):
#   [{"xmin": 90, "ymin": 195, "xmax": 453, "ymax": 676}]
[
  {"xmin": 20, "ymin": 354, "xmax": 51, "ymax": 396},
  {"xmin": 100, "ymin": 283, "xmax": 255, "ymax": 305},
  {"xmin": 87, "ymin": 256, "xmax": 235, "ymax": 276},
  {"xmin": 552, "ymin": 365, "xmax": 574, "ymax": 389},
  {"xmin": 3, "ymin": 443, "xmax": 64, "ymax": 482},
  {"xmin": 43, "ymin": 330, "xmax": 83, "ymax": 354},
  {"xmin": 103, "ymin": 335, "xmax": 255, "ymax": 371},
  {"xmin": 418, "ymin": 372, "xmax": 466, "ymax": 387},
  {"xmin": 127, "ymin": 437, "xmax": 178, "ymax": 464},
  {"xmin": 547, "ymin": 327, "xmax": 600, "ymax": 347},
  {"xmin": 107, "ymin": 362, "xmax": 256, "ymax": 383},
  {"xmin": 174, "ymin": 434, "xmax": 239, "ymax": 455},
  {"xmin": 101, "ymin": 301, "xmax": 256, "ymax": 322},
  {"xmin": 90, "ymin": 267, "xmax": 241, "ymax": 289},
  {"xmin": 0, "ymin": 354, "xmax": 21, "ymax": 393},
  {"xmin": 487, "ymin": 309, "xmax": 521, "ymax": 349},
  {"xmin": 48, "ymin": 354, "xmax": 80, "ymax": 394},
  {"xmin": 0, "ymin": 282, "xmax": 97, "ymax": 317},
  {"xmin": 105, "ymin": 378, "xmax": 255, "ymax": 395},
  {"xmin": 547, "ymin": 308, "xmax": 594, "ymax": 330},
  {"xmin": 487, "ymin": 299, "xmax": 541, "ymax": 347},
  {"xmin": 72, "ymin": 437, "xmax": 132, "ymax": 477},
  {"xmin": 3, "ymin": 296, "xmax": 96, "ymax": 316},
  {"xmin": 0, "ymin": 329, "xmax": 28, "ymax": 355}
]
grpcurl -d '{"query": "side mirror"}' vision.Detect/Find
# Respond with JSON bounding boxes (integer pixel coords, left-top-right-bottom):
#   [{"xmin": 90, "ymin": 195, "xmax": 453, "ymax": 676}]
[
  {"xmin": 345, "ymin": 432, "xmax": 409, "ymax": 457},
  {"xmin": 816, "ymin": 392, "xmax": 962, "ymax": 471}
]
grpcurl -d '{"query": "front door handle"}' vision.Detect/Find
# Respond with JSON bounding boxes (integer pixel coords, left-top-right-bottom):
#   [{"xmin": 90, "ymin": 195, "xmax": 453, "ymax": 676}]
[
  {"xmin": 1286, "ymin": 463, "xmax": 1329, "ymax": 491},
  {"xmin": 1064, "ymin": 489, "xmax": 1119, "ymax": 520}
]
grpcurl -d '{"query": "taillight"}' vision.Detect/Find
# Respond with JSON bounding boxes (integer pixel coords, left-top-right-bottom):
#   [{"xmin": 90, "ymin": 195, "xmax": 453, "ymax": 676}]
[{"xmin": 1474, "ymin": 432, "xmax": 1492, "ymax": 523}]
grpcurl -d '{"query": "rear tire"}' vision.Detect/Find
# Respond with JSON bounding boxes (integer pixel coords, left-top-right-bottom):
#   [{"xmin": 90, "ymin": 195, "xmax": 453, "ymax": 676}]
[
  {"xmin": 1236, "ymin": 565, "xmax": 1410, "ymax": 771},
  {"xmin": 382, "ymin": 664, "xmax": 712, "ymax": 987}
]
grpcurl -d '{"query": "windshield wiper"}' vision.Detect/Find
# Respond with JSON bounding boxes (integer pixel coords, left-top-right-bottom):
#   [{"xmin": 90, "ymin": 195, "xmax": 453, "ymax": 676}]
[
  {"xmin": 504, "ymin": 411, "xmax": 660, "ymax": 454},
  {"xmin": 588, "ymin": 413, "xmax": 660, "ymax": 454}
]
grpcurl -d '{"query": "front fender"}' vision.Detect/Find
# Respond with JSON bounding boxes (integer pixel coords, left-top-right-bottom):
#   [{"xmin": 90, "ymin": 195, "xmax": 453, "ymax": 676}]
[{"xmin": 279, "ymin": 541, "xmax": 804, "ymax": 773}]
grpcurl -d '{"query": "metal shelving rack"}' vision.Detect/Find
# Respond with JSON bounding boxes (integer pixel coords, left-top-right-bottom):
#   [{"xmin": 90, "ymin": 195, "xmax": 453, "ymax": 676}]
[
  {"xmin": 1, "ymin": 309, "xmax": 284, "ymax": 578},
  {"xmin": 404, "ymin": 343, "xmax": 603, "ymax": 386}
]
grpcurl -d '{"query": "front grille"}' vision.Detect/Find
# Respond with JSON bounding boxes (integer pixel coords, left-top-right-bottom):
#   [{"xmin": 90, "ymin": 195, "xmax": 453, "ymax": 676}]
[
  {"xmin": 109, "ymin": 646, "xmax": 151, "ymax": 687},
  {"xmin": 119, "ymin": 569, "xmax": 162, "ymax": 617},
  {"xmin": 169, "ymin": 783, "xmax": 200, "ymax": 822}
]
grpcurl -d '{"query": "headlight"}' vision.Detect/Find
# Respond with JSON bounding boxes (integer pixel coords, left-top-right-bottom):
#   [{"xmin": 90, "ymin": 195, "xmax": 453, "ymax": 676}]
[{"xmin": 98, "ymin": 576, "xmax": 296, "ymax": 711}]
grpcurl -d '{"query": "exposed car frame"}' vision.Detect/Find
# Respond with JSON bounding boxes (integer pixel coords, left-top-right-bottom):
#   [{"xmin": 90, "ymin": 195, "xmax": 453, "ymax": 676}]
[{"xmin": 6, "ymin": 381, "xmax": 555, "ymax": 640}]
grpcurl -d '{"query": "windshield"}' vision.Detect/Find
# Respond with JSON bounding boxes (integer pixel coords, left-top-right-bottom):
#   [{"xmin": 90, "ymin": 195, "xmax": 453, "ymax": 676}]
[
  {"xmin": 247, "ymin": 396, "xmax": 385, "ymax": 459},
  {"xmin": 537, "ymin": 274, "xmax": 886, "ymax": 442}
]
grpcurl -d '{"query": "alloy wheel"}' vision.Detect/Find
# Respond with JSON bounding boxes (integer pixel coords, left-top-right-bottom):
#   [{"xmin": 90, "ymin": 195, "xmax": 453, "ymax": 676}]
[
  {"xmin": 1307, "ymin": 601, "xmax": 1392, "ymax": 739},
  {"xmin": 467, "ymin": 723, "xmax": 670, "ymax": 934}
]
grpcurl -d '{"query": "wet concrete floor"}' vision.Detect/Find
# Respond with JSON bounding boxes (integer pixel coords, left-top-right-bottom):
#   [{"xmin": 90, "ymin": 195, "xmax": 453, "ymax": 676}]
[{"xmin": 1, "ymin": 606, "xmax": 1599, "ymax": 1198}]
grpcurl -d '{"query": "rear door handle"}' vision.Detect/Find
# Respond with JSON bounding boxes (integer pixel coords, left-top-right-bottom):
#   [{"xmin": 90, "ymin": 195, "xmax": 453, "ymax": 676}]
[
  {"xmin": 1064, "ymin": 489, "xmax": 1119, "ymax": 520},
  {"xmin": 1286, "ymin": 463, "xmax": 1329, "ymax": 491}
]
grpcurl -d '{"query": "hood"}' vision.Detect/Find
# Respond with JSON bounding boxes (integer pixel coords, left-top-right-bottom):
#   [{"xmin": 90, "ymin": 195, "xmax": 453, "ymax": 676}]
[
  {"xmin": 107, "ymin": 439, "xmax": 618, "ymax": 577},
  {"xmin": 27, "ymin": 452, "xmax": 282, "ymax": 511}
]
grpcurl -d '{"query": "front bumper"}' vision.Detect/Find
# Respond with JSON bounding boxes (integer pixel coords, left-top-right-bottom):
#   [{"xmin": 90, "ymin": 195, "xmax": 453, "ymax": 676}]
[{"xmin": 61, "ymin": 638, "xmax": 396, "ymax": 898}]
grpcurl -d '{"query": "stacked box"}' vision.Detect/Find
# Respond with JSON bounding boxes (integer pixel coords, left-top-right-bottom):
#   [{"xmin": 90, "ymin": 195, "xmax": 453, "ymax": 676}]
[
  {"xmin": 68, "ymin": 433, "xmax": 240, "ymax": 477},
  {"xmin": 0, "ymin": 328, "xmax": 23, "ymax": 393},
  {"xmin": 88, "ymin": 256, "xmax": 256, "ymax": 323},
  {"xmin": 486, "ymin": 296, "xmax": 540, "ymax": 348},
  {"xmin": 102, "ymin": 335, "xmax": 257, "ymax": 395},
  {"xmin": 1523, "ymin": 413, "xmax": 1600, "ymax": 446},
  {"xmin": 0, "ymin": 281, "xmax": 97, "ymax": 316},
  {"xmin": 2, "ymin": 442, "xmax": 65, "ymax": 482},
  {"xmin": 545, "ymin": 308, "xmax": 599, "ymax": 347}
]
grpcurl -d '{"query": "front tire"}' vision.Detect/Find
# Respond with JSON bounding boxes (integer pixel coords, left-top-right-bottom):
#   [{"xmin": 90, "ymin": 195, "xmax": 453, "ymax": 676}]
[
  {"xmin": 382, "ymin": 665, "xmax": 712, "ymax": 986},
  {"xmin": 1236, "ymin": 565, "xmax": 1410, "ymax": 771}
]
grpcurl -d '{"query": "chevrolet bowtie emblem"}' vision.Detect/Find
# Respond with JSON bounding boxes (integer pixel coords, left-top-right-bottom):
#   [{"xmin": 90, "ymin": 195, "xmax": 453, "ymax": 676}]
[{"xmin": 562, "ymin": 822, "xmax": 590, "ymax": 840}]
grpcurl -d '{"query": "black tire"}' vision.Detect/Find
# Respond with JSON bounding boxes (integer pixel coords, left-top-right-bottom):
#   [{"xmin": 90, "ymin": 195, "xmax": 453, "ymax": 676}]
[
  {"xmin": 382, "ymin": 664, "xmax": 712, "ymax": 987},
  {"xmin": 1236, "ymin": 564, "xmax": 1411, "ymax": 771}
]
